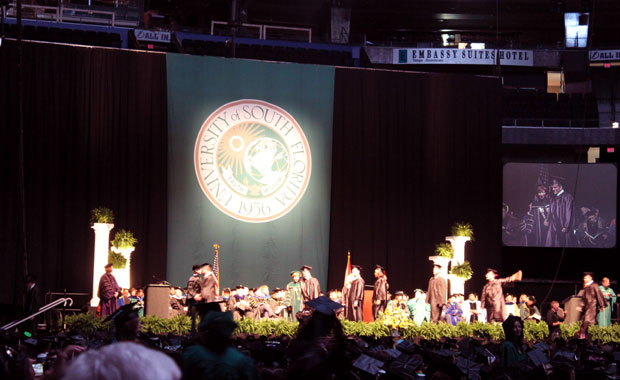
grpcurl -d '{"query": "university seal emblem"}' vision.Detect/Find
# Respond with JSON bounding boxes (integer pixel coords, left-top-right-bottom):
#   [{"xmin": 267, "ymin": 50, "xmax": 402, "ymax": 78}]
[{"xmin": 194, "ymin": 100, "xmax": 311, "ymax": 222}]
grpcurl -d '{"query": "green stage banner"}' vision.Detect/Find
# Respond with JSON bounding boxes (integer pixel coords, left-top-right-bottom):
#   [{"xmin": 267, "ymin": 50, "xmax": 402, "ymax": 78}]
[{"xmin": 166, "ymin": 54, "xmax": 334, "ymax": 290}]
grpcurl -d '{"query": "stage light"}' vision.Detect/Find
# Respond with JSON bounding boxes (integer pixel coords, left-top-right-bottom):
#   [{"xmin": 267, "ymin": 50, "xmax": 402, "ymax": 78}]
[
  {"xmin": 612, "ymin": 121, "xmax": 619, "ymax": 128},
  {"xmin": 441, "ymin": 34, "xmax": 450, "ymax": 46},
  {"xmin": 458, "ymin": 42, "xmax": 468, "ymax": 49},
  {"xmin": 470, "ymin": 43, "xmax": 485, "ymax": 50},
  {"xmin": 564, "ymin": 12, "xmax": 589, "ymax": 48}
]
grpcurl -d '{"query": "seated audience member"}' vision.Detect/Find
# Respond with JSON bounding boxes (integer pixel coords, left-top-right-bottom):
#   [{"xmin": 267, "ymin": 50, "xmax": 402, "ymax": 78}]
[
  {"xmin": 106, "ymin": 303, "xmax": 142, "ymax": 342},
  {"xmin": 270, "ymin": 288, "xmax": 288, "ymax": 318},
  {"xmin": 254, "ymin": 285, "xmax": 277, "ymax": 319},
  {"xmin": 462, "ymin": 292, "xmax": 482, "ymax": 323},
  {"xmin": 445, "ymin": 294, "xmax": 464, "ymax": 326},
  {"xmin": 328, "ymin": 289, "xmax": 345, "ymax": 319},
  {"xmin": 182, "ymin": 311, "xmax": 258, "ymax": 380},
  {"xmin": 62, "ymin": 342, "xmax": 180, "ymax": 380},
  {"xmin": 288, "ymin": 296, "xmax": 347, "ymax": 379},
  {"xmin": 135, "ymin": 288, "xmax": 145, "ymax": 317},
  {"xmin": 500, "ymin": 315, "xmax": 527, "ymax": 367},
  {"xmin": 505, "ymin": 294, "xmax": 519, "ymax": 317},
  {"xmin": 519, "ymin": 294, "xmax": 541, "ymax": 321},
  {"xmin": 386, "ymin": 291, "xmax": 408, "ymax": 312},
  {"xmin": 169, "ymin": 287, "xmax": 186, "ymax": 317}
]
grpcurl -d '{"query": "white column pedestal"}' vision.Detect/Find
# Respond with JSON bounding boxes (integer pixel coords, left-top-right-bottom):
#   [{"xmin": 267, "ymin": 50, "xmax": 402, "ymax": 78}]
[
  {"xmin": 111, "ymin": 246, "xmax": 135, "ymax": 289},
  {"xmin": 446, "ymin": 235, "xmax": 471, "ymax": 295},
  {"xmin": 91, "ymin": 223, "xmax": 114, "ymax": 307}
]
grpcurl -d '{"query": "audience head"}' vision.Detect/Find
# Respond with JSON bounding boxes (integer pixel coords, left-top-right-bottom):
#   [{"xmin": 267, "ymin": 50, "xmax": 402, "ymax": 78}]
[
  {"xmin": 502, "ymin": 315, "xmax": 524, "ymax": 344},
  {"xmin": 62, "ymin": 342, "xmax": 180, "ymax": 380},
  {"xmin": 468, "ymin": 292, "xmax": 478, "ymax": 301}
]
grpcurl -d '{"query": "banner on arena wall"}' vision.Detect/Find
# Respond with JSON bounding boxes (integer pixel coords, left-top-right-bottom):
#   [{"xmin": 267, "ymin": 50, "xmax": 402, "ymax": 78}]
[
  {"xmin": 166, "ymin": 54, "xmax": 334, "ymax": 290},
  {"xmin": 589, "ymin": 49, "xmax": 620, "ymax": 62},
  {"xmin": 393, "ymin": 48, "xmax": 534, "ymax": 66},
  {"xmin": 134, "ymin": 29, "xmax": 171, "ymax": 43}
]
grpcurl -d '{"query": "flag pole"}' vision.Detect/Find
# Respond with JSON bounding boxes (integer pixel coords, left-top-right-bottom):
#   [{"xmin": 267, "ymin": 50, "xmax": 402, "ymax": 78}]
[{"xmin": 213, "ymin": 243, "xmax": 220, "ymax": 295}]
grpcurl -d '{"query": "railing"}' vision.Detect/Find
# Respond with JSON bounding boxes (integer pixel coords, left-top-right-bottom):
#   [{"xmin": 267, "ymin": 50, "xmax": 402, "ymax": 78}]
[
  {"xmin": 1, "ymin": 298, "xmax": 73, "ymax": 331},
  {"xmin": 210, "ymin": 20, "xmax": 312, "ymax": 43},
  {"xmin": 502, "ymin": 118, "xmax": 601, "ymax": 128},
  {"xmin": 3, "ymin": 3, "xmax": 139, "ymax": 27}
]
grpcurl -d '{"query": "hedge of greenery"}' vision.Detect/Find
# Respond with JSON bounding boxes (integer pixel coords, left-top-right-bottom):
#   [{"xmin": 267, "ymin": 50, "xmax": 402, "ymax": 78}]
[{"xmin": 61, "ymin": 313, "xmax": 620, "ymax": 343}]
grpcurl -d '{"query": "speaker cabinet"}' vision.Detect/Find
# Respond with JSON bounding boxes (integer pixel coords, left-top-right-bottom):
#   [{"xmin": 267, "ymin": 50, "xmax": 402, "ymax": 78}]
[{"xmin": 145, "ymin": 284, "xmax": 170, "ymax": 318}]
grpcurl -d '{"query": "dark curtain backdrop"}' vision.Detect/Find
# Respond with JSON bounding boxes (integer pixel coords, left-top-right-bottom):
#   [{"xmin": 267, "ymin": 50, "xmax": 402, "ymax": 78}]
[
  {"xmin": 328, "ymin": 68, "xmax": 502, "ymax": 295},
  {"xmin": 0, "ymin": 41, "xmax": 167, "ymax": 308}
]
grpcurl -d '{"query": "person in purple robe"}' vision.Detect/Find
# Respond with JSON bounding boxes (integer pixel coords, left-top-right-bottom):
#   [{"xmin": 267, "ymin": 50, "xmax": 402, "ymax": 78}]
[
  {"xmin": 98, "ymin": 263, "xmax": 121, "ymax": 317},
  {"xmin": 546, "ymin": 179, "xmax": 574, "ymax": 247}
]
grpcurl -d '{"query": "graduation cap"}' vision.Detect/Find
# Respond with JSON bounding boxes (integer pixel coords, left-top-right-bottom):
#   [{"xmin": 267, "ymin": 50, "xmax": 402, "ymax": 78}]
[
  {"xmin": 352, "ymin": 265, "xmax": 362, "ymax": 271},
  {"xmin": 290, "ymin": 270, "xmax": 301, "ymax": 276},
  {"xmin": 375, "ymin": 265, "xmax": 385, "ymax": 272},
  {"xmin": 192, "ymin": 264, "xmax": 202, "ymax": 271},
  {"xmin": 104, "ymin": 263, "xmax": 114, "ymax": 269},
  {"xmin": 104, "ymin": 303, "xmax": 140, "ymax": 324},
  {"xmin": 583, "ymin": 272, "xmax": 595, "ymax": 277},
  {"xmin": 486, "ymin": 268, "xmax": 499, "ymax": 276},
  {"xmin": 433, "ymin": 263, "xmax": 442, "ymax": 269},
  {"xmin": 413, "ymin": 289, "xmax": 423, "ymax": 294},
  {"xmin": 235, "ymin": 285, "xmax": 246, "ymax": 290},
  {"xmin": 271, "ymin": 288, "xmax": 284, "ymax": 294},
  {"xmin": 195, "ymin": 300, "xmax": 226, "ymax": 318},
  {"xmin": 394, "ymin": 291, "xmax": 405, "ymax": 296},
  {"xmin": 304, "ymin": 295, "xmax": 343, "ymax": 316},
  {"xmin": 197, "ymin": 311, "xmax": 237, "ymax": 336},
  {"xmin": 301, "ymin": 265, "xmax": 312, "ymax": 271}
]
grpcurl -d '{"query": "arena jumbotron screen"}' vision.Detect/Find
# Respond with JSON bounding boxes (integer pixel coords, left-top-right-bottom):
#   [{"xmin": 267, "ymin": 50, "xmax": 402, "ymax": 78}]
[{"xmin": 502, "ymin": 163, "xmax": 617, "ymax": 248}]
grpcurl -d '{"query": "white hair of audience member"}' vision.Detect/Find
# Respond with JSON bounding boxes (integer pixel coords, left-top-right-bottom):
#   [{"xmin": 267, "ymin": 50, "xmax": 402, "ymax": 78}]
[{"xmin": 62, "ymin": 342, "xmax": 180, "ymax": 380}]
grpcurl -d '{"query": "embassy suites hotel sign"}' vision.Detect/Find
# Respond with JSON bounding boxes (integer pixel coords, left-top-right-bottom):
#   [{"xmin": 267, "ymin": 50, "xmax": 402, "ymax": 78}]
[
  {"xmin": 194, "ymin": 100, "xmax": 311, "ymax": 223},
  {"xmin": 393, "ymin": 48, "xmax": 534, "ymax": 66}
]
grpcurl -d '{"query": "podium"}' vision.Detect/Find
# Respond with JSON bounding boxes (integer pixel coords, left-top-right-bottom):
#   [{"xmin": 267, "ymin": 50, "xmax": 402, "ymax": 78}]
[{"xmin": 562, "ymin": 295, "xmax": 584, "ymax": 324}]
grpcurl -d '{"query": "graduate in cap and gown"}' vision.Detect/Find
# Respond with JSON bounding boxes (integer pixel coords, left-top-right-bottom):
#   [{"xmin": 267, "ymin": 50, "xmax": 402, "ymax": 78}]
[
  {"xmin": 300, "ymin": 265, "xmax": 321, "ymax": 308},
  {"xmin": 426, "ymin": 263, "xmax": 447, "ymax": 323},
  {"xmin": 372, "ymin": 265, "xmax": 389, "ymax": 319},
  {"xmin": 481, "ymin": 268, "xmax": 522, "ymax": 322},
  {"xmin": 346, "ymin": 265, "xmax": 365, "ymax": 321},
  {"xmin": 577, "ymin": 272, "xmax": 607, "ymax": 338}
]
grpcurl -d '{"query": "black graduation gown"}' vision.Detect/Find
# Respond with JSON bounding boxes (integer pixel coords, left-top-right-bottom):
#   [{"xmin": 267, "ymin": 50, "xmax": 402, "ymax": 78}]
[{"xmin": 347, "ymin": 277, "xmax": 364, "ymax": 321}]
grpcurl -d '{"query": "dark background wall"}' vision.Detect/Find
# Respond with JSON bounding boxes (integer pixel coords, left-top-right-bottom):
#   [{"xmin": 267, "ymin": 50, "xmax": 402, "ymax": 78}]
[
  {"xmin": 0, "ymin": 41, "xmax": 168, "ymax": 310},
  {"xmin": 327, "ymin": 68, "xmax": 503, "ymax": 295}
]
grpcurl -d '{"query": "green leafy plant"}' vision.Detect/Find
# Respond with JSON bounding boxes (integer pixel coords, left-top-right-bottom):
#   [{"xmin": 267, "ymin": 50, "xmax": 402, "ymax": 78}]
[
  {"xmin": 450, "ymin": 261, "xmax": 473, "ymax": 280},
  {"xmin": 451, "ymin": 222, "xmax": 474, "ymax": 240},
  {"xmin": 62, "ymin": 313, "xmax": 109, "ymax": 335},
  {"xmin": 524, "ymin": 320, "xmax": 549, "ymax": 342},
  {"xmin": 108, "ymin": 250, "xmax": 127, "ymax": 269},
  {"xmin": 90, "ymin": 207, "xmax": 114, "ymax": 224},
  {"xmin": 60, "ymin": 312, "xmax": 620, "ymax": 342},
  {"xmin": 559, "ymin": 322, "xmax": 581, "ymax": 340},
  {"xmin": 435, "ymin": 243, "xmax": 454, "ymax": 259},
  {"xmin": 588, "ymin": 323, "xmax": 620, "ymax": 343},
  {"xmin": 112, "ymin": 229, "xmax": 138, "ymax": 249},
  {"xmin": 168, "ymin": 315, "xmax": 192, "ymax": 335},
  {"xmin": 141, "ymin": 315, "xmax": 171, "ymax": 335}
]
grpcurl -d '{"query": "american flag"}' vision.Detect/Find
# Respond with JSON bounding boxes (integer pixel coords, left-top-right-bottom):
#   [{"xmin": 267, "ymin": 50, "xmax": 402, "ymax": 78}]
[
  {"xmin": 344, "ymin": 251, "xmax": 351, "ymax": 285},
  {"xmin": 213, "ymin": 243, "xmax": 220, "ymax": 292}
]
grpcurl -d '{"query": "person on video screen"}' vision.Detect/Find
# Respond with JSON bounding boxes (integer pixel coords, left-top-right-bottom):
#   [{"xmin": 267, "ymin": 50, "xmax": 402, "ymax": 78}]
[
  {"xmin": 546, "ymin": 179, "xmax": 573, "ymax": 247},
  {"xmin": 527, "ymin": 185, "xmax": 550, "ymax": 246}
]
